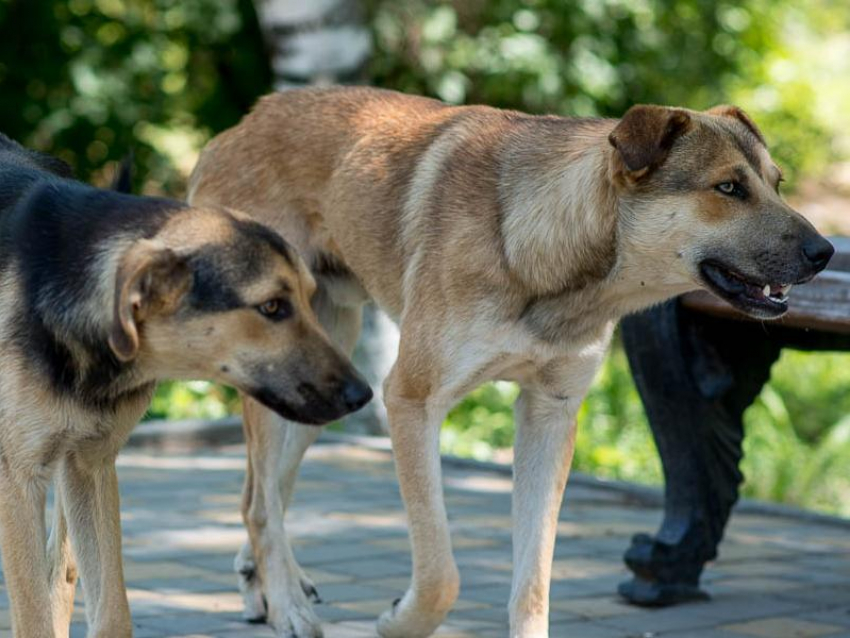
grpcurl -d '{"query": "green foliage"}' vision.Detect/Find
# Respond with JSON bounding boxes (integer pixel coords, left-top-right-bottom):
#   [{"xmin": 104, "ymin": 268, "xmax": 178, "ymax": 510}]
[
  {"xmin": 442, "ymin": 382, "xmax": 520, "ymax": 459},
  {"xmin": 147, "ymin": 380, "xmax": 240, "ymax": 421},
  {"xmin": 371, "ymin": 0, "xmax": 740, "ymax": 113},
  {"xmin": 742, "ymin": 351, "xmax": 850, "ymax": 514},
  {"xmin": 0, "ymin": 0, "xmax": 271, "ymax": 192}
]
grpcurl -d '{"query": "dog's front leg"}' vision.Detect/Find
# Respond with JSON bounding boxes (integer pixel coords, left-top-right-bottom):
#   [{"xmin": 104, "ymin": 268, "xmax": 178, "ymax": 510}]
[
  {"xmin": 377, "ymin": 368, "xmax": 459, "ymax": 638},
  {"xmin": 58, "ymin": 453, "xmax": 132, "ymax": 638},
  {"xmin": 0, "ymin": 460, "xmax": 54, "ymax": 637},
  {"xmin": 47, "ymin": 490, "xmax": 78, "ymax": 638},
  {"xmin": 509, "ymin": 387, "xmax": 582, "ymax": 637}
]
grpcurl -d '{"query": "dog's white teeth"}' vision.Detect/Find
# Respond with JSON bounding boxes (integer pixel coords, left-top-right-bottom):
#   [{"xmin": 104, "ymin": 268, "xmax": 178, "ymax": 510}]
[
  {"xmin": 762, "ymin": 284, "xmax": 771, "ymax": 297},
  {"xmin": 780, "ymin": 284, "xmax": 792, "ymax": 295}
]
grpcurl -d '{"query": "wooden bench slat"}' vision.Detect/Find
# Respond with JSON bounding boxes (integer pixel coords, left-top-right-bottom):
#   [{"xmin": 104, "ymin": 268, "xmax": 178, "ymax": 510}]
[{"xmin": 825, "ymin": 236, "xmax": 850, "ymax": 272}]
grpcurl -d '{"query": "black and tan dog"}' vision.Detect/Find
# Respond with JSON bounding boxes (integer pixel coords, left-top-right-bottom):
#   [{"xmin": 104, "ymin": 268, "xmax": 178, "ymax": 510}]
[
  {"xmin": 189, "ymin": 87, "xmax": 834, "ymax": 638},
  {"xmin": 0, "ymin": 134, "xmax": 372, "ymax": 638}
]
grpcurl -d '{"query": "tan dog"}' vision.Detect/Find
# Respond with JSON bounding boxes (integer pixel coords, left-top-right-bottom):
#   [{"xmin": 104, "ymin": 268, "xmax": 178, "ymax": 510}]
[
  {"xmin": 188, "ymin": 87, "xmax": 833, "ymax": 638},
  {"xmin": 0, "ymin": 134, "xmax": 371, "ymax": 638}
]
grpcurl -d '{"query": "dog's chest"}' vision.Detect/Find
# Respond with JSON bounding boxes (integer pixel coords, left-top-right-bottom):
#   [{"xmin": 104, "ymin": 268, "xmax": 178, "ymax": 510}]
[
  {"xmin": 440, "ymin": 317, "xmax": 613, "ymax": 404},
  {"xmin": 0, "ymin": 364, "xmax": 151, "ymax": 469}
]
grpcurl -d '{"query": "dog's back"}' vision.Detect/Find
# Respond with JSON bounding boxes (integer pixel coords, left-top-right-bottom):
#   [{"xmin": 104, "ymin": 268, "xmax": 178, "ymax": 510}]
[
  {"xmin": 0, "ymin": 133, "xmax": 73, "ymax": 177},
  {"xmin": 0, "ymin": 133, "xmax": 73, "ymax": 212},
  {"xmin": 188, "ymin": 87, "xmax": 526, "ymax": 318},
  {"xmin": 0, "ymin": 135, "xmax": 176, "ymax": 296}
]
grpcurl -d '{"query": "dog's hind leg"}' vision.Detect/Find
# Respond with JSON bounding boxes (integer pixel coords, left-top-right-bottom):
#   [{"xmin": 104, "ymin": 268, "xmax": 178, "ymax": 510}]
[
  {"xmin": 47, "ymin": 491, "xmax": 78, "ymax": 638},
  {"xmin": 240, "ymin": 289, "xmax": 364, "ymax": 637},
  {"xmin": 236, "ymin": 434, "xmax": 269, "ymax": 623},
  {"xmin": 508, "ymin": 387, "xmax": 582, "ymax": 638},
  {"xmin": 241, "ymin": 403, "xmax": 324, "ymax": 636},
  {"xmin": 0, "ymin": 459, "xmax": 54, "ymax": 638},
  {"xmin": 57, "ymin": 452, "xmax": 132, "ymax": 638}
]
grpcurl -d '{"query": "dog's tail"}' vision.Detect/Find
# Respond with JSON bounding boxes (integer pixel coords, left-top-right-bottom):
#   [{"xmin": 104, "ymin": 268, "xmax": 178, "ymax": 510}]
[{"xmin": 111, "ymin": 150, "xmax": 134, "ymax": 193}]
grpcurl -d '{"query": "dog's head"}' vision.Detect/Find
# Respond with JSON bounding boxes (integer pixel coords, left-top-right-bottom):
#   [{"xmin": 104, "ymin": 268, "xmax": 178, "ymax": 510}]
[
  {"xmin": 107, "ymin": 207, "xmax": 372, "ymax": 424},
  {"xmin": 609, "ymin": 104, "xmax": 833, "ymax": 319}
]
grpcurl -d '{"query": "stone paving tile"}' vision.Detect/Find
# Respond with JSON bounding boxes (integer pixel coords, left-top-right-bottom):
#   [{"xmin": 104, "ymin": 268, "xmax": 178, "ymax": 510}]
[
  {"xmin": 664, "ymin": 629, "xmax": 754, "ymax": 638},
  {"xmin": 309, "ymin": 581, "xmax": 399, "ymax": 604},
  {"xmin": 130, "ymin": 577, "xmax": 234, "ymax": 594},
  {"xmin": 550, "ymin": 595, "xmax": 642, "ymax": 619},
  {"xmin": 0, "ymin": 438, "xmax": 848, "ymax": 637},
  {"xmin": 797, "ymin": 609, "xmax": 850, "ymax": 630},
  {"xmin": 547, "ymin": 619, "xmax": 635, "ymax": 637},
  {"xmin": 712, "ymin": 575, "xmax": 806, "ymax": 593},
  {"xmin": 324, "ymin": 555, "xmax": 412, "ymax": 579},
  {"xmin": 775, "ymin": 584, "xmax": 850, "ymax": 608},
  {"xmin": 596, "ymin": 603, "xmax": 725, "ymax": 634},
  {"xmin": 721, "ymin": 617, "xmax": 846, "ymax": 637}
]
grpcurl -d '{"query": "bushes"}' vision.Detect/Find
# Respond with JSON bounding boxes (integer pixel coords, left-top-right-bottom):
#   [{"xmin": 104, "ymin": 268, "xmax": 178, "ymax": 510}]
[
  {"xmin": 0, "ymin": 0, "xmax": 270, "ymax": 193},
  {"xmin": 440, "ymin": 341, "xmax": 850, "ymax": 517}
]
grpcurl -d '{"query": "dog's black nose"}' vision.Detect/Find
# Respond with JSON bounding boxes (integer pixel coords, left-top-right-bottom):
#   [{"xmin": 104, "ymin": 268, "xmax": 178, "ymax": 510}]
[
  {"xmin": 341, "ymin": 378, "xmax": 373, "ymax": 411},
  {"xmin": 802, "ymin": 236, "xmax": 834, "ymax": 270}
]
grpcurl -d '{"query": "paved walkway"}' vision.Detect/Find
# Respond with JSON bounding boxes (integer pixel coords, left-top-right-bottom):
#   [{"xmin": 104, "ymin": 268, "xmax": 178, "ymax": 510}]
[{"xmin": 1, "ymin": 437, "xmax": 849, "ymax": 638}]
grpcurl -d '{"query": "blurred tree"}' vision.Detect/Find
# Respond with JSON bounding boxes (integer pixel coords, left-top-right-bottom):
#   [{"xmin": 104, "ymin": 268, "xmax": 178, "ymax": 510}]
[
  {"xmin": 252, "ymin": 0, "xmax": 371, "ymax": 88},
  {"xmin": 0, "ymin": 0, "xmax": 271, "ymax": 193}
]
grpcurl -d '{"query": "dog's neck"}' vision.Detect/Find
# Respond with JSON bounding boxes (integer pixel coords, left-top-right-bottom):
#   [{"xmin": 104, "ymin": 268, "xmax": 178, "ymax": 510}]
[
  {"xmin": 17, "ymin": 186, "xmax": 176, "ymax": 408},
  {"xmin": 515, "ymin": 123, "xmax": 699, "ymax": 343},
  {"xmin": 500, "ymin": 118, "xmax": 620, "ymax": 297},
  {"xmin": 31, "ymin": 244, "xmax": 157, "ymax": 410}
]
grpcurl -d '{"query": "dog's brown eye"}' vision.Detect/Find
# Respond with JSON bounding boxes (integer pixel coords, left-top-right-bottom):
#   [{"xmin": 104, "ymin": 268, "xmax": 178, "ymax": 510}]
[
  {"xmin": 257, "ymin": 299, "xmax": 292, "ymax": 320},
  {"xmin": 715, "ymin": 181, "xmax": 746, "ymax": 199}
]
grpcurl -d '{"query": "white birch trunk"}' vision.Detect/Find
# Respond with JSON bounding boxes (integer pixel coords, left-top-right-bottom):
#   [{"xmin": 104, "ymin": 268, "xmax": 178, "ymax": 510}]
[
  {"xmin": 253, "ymin": 0, "xmax": 372, "ymax": 88},
  {"xmin": 253, "ymin": 0, "xmax": 398, "ymax": 434}
]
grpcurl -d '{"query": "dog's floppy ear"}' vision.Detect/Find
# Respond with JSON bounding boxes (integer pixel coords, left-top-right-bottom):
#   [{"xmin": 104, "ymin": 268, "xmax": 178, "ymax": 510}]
[
  {"xmin": 111, "ymin": 150, "xmax": 134, "ymax": 193},
  {"xmin": 108, "ymin": 240, "xmax": 191, "ymax": 362},
  {"xmin": 609, "ymin": 105, "xmax": 692, "ymax": 176},
  {"xmin": 706, "ymin": 105, "xmax": 766, "ymax": 146}
]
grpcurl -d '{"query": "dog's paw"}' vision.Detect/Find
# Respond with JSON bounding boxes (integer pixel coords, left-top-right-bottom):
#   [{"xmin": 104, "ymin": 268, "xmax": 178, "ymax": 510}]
[
  {"xmin": 376, "ymin": 595, "xmax": 447, "ymax": 638},
  {"xmin": 236, "ymin": 561, "xmax": 268, "ymax": 623},
  {"xmin": 269, "ymin": 600, "xmax": 324, "ymax": 638},
  {"xmin": 298, "ymin": 568, "xmax": 321, "ymax": 603},
  {"xmin": 266, "ymin": 568, "xmax": 324, "ymax": 638}
]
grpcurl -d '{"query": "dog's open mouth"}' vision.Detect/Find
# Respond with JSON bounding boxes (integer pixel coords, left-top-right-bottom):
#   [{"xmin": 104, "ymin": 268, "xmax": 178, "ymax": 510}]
[{"xmin": 699, "ymin": 260, "xmax": 792, "ymax": 319}]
